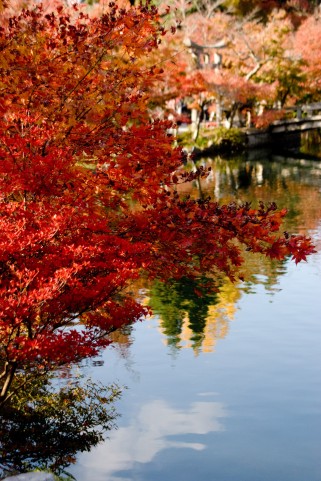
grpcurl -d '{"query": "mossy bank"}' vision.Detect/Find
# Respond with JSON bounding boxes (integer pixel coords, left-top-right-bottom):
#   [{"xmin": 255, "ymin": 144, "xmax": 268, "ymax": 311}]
[{"xmin": 177, "ymin": 127, "xmax": 247, "ymax": 159}]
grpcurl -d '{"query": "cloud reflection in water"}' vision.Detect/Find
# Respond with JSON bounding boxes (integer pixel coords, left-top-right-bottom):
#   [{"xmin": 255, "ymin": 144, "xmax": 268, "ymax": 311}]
[{"xmin": 74, "ymin": 398, "xmax": 227, "ymax": 481}]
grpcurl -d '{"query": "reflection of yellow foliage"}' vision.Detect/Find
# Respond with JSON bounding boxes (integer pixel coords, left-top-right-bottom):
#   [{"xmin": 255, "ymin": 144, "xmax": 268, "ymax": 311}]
[
  {"xmin": 180, "ymin": 315, "xmax": 194, "ymax": 350},
  {"xmin": 156, "ymin": 278, "xmax": 241, "ymax": 355},
  {"xmin": 202, "ymin": 280, "xmax": 240, "ymax": 353},
  {"xmin": 108, "ymin": 330, "xmax": 131, "ymax": 346}
]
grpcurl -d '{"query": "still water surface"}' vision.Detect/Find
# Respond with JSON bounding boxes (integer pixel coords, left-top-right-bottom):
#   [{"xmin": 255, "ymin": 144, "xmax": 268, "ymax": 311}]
[{"xmin": 70, "ymin": 151, "xmax": 321, "ymax": 481}]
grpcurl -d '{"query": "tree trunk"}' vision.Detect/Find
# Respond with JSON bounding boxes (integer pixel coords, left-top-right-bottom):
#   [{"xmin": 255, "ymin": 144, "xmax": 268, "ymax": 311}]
[
  {"xmin": 192, "ymin": 102, "xmax": 206, "ymax": 142},
  {"xmin": 0, "ymin": 362, "xmax": 17, "ymax": 407},
  {"xmin": 216, "ymin": 98, "xmax": 222, "ymax": 126}
]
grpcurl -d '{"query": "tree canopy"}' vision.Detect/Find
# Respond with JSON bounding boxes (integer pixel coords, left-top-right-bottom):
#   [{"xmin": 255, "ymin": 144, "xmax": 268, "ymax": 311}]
[{"xmin": 0, "ymin": 0, "xmax": 315, "ymax": 406}]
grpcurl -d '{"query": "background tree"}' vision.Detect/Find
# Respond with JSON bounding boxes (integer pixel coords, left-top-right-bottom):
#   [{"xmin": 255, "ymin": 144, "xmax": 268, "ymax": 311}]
[
  {"xmin": 293, "ymin": 13, "xmax": 321, "ymax": 101},
  {"xmin": 154, "ymin": 0, "xmax": 321, "ymax": 128}
]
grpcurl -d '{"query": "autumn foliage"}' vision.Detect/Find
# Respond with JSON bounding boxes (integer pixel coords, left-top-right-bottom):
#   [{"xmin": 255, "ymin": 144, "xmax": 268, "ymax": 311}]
[{"xmin": 0, "ymin": 0, "xmax": 315, "ymax": 405}]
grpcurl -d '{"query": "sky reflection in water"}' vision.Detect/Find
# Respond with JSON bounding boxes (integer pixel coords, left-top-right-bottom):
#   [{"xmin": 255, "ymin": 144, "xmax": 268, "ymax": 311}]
[{"xmin": 76, "ymin": 398, "xmax": 227, "ymax": 481}]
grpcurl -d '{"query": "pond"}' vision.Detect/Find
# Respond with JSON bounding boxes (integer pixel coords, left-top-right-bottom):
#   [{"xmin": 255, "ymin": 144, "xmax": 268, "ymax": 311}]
[{"xmin": 68, "ymin": 150, "xmax": 321, "ymax": 481}]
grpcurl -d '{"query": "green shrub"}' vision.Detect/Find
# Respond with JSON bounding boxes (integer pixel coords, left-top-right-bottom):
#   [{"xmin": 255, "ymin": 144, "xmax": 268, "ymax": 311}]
[
  {"xmin": 208, "ymin": 127, "xmax": 246, "ymax": 150},
  {"xmin": 177, "ymin": 127, "xmax": 246, "ymax": 153}
]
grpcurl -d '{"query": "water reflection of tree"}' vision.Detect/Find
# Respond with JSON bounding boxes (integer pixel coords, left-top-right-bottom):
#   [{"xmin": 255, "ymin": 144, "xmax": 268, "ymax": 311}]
[
  {"xmin": 200, "ymin": 155, "xmax": 321, "ymax": 235},
  {"xmin": 148, "ymin": 277, "xmax": 243, "ymax": 354},
  {"xmin": 0, "ymin": 374, "xmax": 121, "ymax": 480},
  {"xmin": 150, "ymin": 154, "xmax": 321, "ymax": 353},
  {"xmin": 149, "ymin": 277, "xmax": 218, "ymax": 351}
]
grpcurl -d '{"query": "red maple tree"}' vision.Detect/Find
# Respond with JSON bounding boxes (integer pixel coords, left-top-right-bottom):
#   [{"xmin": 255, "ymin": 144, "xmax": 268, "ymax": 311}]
[
  {"xmin": 293, "ymin": 14, "xmax": 321, "ymax": 101},
  {"xmin": 0, "ymin": 0, "xmax": 315, "ymax": 405}
]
